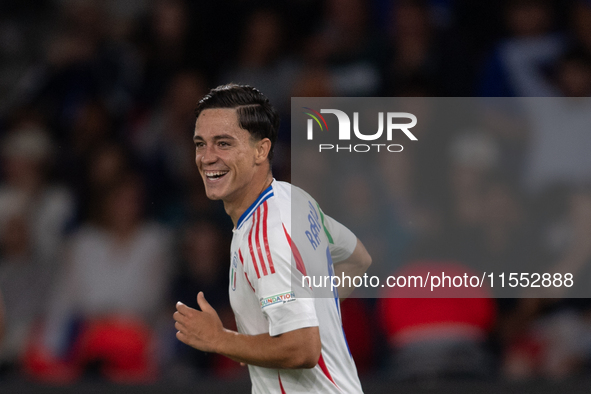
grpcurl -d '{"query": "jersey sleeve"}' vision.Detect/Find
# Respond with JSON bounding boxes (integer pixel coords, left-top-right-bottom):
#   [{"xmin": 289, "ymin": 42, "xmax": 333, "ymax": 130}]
[
  {"xmin": 317, "ymin": 205, "xmax": 358, "ymax": 263},
  {"xmin": 242, "ymin": 207, "xmax": 319, "ymax": 337}
]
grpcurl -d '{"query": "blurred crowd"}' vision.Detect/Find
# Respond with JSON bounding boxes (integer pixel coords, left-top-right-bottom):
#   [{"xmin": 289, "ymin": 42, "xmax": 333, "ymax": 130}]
[{"xmin": 0, "ymin": 0, "xmax": 591, "ymax": 385}]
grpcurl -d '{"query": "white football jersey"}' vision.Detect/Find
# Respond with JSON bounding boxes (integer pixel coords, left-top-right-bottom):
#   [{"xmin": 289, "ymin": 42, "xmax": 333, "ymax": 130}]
[{"xmin": 228, "ymin": 180, "xmax": 364, "ymax": 394}]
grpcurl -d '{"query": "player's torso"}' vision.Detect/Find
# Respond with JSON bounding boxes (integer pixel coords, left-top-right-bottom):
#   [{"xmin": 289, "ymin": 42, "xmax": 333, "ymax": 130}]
[
  {"xmin": 228, "ymin": 181, "xmax": 363, "ymax": 394},
  {"xmin": 229, "ymin": 230, "xmax": 269, "ymax": 335},
  {"xmin": 228, "ymin": 181, "xmax": 331, "ymax": 334}
]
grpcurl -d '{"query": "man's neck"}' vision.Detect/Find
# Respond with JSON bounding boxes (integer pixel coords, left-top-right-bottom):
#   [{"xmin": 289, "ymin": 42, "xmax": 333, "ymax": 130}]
[{"xmin": 225, "ymin": 174, "xmax": 273, "ymax": 228}]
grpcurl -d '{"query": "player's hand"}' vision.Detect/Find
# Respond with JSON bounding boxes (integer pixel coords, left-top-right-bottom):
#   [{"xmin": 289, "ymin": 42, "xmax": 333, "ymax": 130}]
[{"xmin": 173, "ymin": 292, "xmax": 224, "ymax": 353}]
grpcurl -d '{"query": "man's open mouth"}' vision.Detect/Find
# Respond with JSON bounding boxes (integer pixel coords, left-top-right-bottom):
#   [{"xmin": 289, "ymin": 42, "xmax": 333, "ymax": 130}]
[{"xmin": 204, "ymin": 170, "xmax": 229, "ymax": 180}]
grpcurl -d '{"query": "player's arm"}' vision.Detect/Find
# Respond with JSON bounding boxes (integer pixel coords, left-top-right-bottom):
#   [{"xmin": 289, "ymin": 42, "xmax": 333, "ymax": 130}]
[
  {"xmin": 333, "ymin": 238, "xmax": 372, "ymax": 299},
  {"xmin": 174, "ymin": 292, "xmax": 321, "ymax": 369}
]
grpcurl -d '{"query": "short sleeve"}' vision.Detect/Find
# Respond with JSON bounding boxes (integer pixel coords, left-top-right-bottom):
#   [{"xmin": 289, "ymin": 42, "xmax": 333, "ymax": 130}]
[{"xmin": 243, "ymin": 208, "xmax": 319, "ymax": 337}]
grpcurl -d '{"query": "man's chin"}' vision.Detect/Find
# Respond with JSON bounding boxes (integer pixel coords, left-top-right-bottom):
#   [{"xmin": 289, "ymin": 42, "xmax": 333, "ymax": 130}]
[
  {"xmin": 204, "ymin": 190, "xmax": 223, "ymax": 201},
  {"xmin": 203, "ymin": 186, "xmax": 226, "ymax": 201}
]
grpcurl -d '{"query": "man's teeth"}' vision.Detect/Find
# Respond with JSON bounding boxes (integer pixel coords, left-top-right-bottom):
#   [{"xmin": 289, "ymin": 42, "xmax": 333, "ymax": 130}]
[{"xmin": 206, "ymin": 171, "xmax": 228, "ymax": 179}]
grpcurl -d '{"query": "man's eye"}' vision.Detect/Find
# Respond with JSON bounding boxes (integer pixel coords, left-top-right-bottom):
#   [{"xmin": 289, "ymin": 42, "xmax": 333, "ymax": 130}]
[
  {"xmin": 219, "ymin": 141, "xmax": 230, "ymax": 147},
  {"xmin": 195, "ymin": 142, "xmax": 205, "ymax": 148}
]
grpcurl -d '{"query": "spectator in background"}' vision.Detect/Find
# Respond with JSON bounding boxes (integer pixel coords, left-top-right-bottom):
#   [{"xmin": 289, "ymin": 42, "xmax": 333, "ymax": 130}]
[
  {"xmin": 180, "ymin": 180, "xmax": 230, "ymax": 230},
  {"xmin": 128, "ymin": 70, "xmax": 207, "ymax": 223},
  {"xmin": 58, "ymin": 101, "xmax": 118, "ymax": 197},
  {"xmin": 383, "ymin": 0, "xmax": 475, "ymax": 96},
  {"xmin": 554, "ymin": 49, "xmax": 591, "ymax": 96},
  {"xmin": 336, "ymin": 172, "xmax": 402, "ymax": 280},
  {"xmin": 376, "ymin": 130, "xmax": 505, "ymax": 380},
  {"xmin": 0, "ymin": 0, "xmax": 53, "ymax": 113},
  {"xmin": 221, "ymin": 8, "xmax": 300, "ymax": 114},
  {"xmin": 470, "ymin": 176, "xmax": 530, "ymax": 274},
  {"xmin": 20, "ymin": 0, "xmax": 140, "ymax": 133},
  {"xmin": 68, "ymin": 101, "xmax": 116, "ymax": 160},
  {"xmin": 51, "ymin": 0, "xmax": 143, "ymax": 117},
  {"xmin": 136, "ymin": 0, "xmax": 194, "ymax": 106},
  {"xmin": 448, "ymin": 131, "xmax": 501, "ymax": 229},
  {"xmin": 172, "ymin": 221, "xmax": 231, "ymax": 316},
  {"xmin": 501, "ymin": 187, "xmax": 591, "ymax": 379},
  {"xmin": 291, "ymin": 66, "xmax": 335, "ymax": 98},
  {"xmin": 0, "ymin": 214, "xmax": 52, "ymax": 374},
  {"xmin": 3, "ymin": 0, "xmax": 591, "ymax": 385},
  {"xmin": 25, "ymin": 173, "xmax": 173, "ymax": 383},
  {"xmin": 446, "ymin": 131, "xmax": 537, "ymax": 276},
  {"xmin": 0, "ymin": 124, "xmax": 75, "ymax": 270},
  {"xmin": 376, "ymin": 96, "xmax": 446, "ymax": 266},
  {"xmin": 167, "ymin": 220, "xmax": 239, "ymax": 379},
  {"xmin": 73, "ymin": 142, "xmax": 134, "ymax": 222},
  {"xmin": 478, "ymin": 0, "xmax": 565, "ymax": 97},
  {"xmin": 305, "ymin": 0, "xmax": 382, "ymax": 96},
  {"xmin": 521, "ymin": 50, "xmax": 591, "ymax": 194},
  {"xmin": 384, "ymin": 0, "xmax": 436, "ymax": 95},
  {"xmin": 378, "ymin": 261, "xmax": 497, "ymax": 381},
  {"xmin": 568, "ymin": 0, "xmax": 591, "ymax": 56}
]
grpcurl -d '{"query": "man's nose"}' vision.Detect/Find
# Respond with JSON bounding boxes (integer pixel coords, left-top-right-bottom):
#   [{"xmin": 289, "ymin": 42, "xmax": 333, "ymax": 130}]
[{"xmin": 201, "ymin": 145, "xmax": 217, "ymax": 164}]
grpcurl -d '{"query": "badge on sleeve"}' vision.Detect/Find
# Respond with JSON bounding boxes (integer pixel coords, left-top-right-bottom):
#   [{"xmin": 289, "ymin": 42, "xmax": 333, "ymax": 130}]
[{"xmin": 260, "ymin": 291, "xmax": 297, "ymax": 308}]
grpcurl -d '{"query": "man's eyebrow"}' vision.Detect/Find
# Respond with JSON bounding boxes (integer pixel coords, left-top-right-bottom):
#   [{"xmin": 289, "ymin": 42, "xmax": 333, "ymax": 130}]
[{"xmin": 192, "ymin": 134, "xmax": 237, "ymax": 142}]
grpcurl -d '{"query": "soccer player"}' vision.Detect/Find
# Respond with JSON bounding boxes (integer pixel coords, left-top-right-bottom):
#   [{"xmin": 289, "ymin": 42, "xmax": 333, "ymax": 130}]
[{"xmin": 173, "ymin": 84, "xmax": 371, "ymax": 393}]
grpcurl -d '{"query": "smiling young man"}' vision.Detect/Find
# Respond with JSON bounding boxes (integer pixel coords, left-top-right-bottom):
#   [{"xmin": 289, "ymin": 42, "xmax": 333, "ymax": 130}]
[{"xmin": 173, "ymin": 84, "xmax": 371, "ymax": 393}]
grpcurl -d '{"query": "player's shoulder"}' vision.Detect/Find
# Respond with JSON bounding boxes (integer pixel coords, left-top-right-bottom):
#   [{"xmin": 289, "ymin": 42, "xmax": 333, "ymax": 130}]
[
  {"xmin": 262, "ymin": 181, "xmax": 290, "ymax": 234},
  {"xmin": 235, "ymin": 180, "xmax": 319, "ymax": 235},
  {"xmin": 234, "ymin": 182, "xmax": 294, "ymax": 273},
  {"xmin": 270, "ymin": 180, "xmax": 319, "ymax": 212},
  {"xmin": 271, "ymin": 180, "xmax": 314, "ymax": 199}
]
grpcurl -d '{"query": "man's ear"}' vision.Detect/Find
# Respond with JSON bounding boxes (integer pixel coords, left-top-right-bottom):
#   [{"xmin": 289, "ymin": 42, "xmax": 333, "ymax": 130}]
[{"xmin": 255, "ymin": 138, "xmax": 272, "ymax": 164}]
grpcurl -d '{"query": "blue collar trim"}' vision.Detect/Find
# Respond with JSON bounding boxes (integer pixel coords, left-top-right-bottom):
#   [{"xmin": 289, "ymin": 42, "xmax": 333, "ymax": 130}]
[{"xmin": 236, "ymin": 184, "xmax": 274, "ymax": 230}]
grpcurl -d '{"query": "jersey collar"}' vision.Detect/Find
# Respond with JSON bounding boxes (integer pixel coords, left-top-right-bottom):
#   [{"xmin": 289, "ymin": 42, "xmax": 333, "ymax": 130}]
[{"xmin": 236, "ymin": 181, "xmax": 275, "ymax": 230}]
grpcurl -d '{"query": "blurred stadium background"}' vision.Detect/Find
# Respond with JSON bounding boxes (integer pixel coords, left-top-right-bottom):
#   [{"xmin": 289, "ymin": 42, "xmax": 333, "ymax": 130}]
[{"xmin": 1, "ymin": 0, "xmax": 591, "ymax": 392}]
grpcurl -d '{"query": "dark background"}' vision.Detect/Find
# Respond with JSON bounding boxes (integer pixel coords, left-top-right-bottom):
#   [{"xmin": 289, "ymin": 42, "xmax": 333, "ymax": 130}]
[{"xmin": 1, "ymin": 0, "xmax": 591, "ymax": 392}]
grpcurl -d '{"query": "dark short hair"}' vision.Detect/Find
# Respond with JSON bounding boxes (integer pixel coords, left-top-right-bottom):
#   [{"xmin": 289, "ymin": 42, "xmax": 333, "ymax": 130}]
[{"xmin": 195, "ymin": 83, "xmax": 280, "ymax": 161}]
